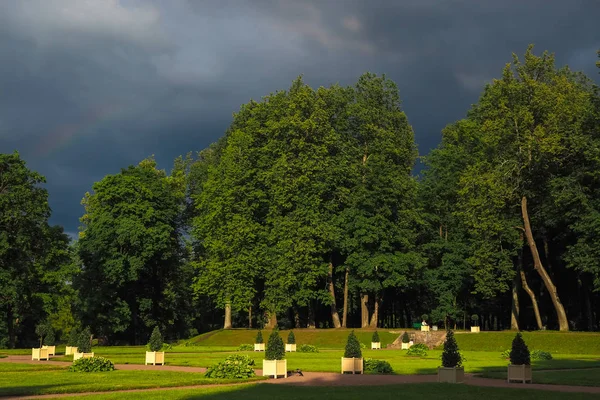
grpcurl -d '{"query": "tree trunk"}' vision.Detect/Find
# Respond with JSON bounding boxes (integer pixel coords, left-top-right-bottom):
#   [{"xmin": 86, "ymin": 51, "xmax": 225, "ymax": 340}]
[
  {"xmin": 521, "ymin": 196, "xmax": 569, "ymax": 331},
  {"xmin": 342, "ymin": 267, "xmax": 349, "ymax": 328},
  {"xmin": 307, "ymin": 302, "xmax": 316, "ymax": 329},
  {"xmin": 519, "ymin": 269, "xmax": 543, "ymax": 330},
  {"xmin": 264, "ymin": 311, "xmax": 277, "ymax": 329},
  {"xmin": 369, "ymin": 295, "xmax": 379, "ymax": 328},
  {"xmin": 224, "ymin": 303, "xmax": 232, "ymax": 329},
  {"xmin": 327, "ymin": 261, "xmax": 342, "ymax": 328},
  {"xmin": 248, "ymin": 306, "xmax": 252, "ymax": 329},
  {"xmin": 360, "ymin": 293, "xmax": 369, "ymax": 328},
  {"xmin": 511, "ymin": 273, "xmax": 520, "ymax": 330}
]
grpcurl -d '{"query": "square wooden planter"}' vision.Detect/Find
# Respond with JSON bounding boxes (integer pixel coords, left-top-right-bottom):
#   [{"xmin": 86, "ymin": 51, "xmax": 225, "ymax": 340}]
[
  {"xmin": 145, "ymin": 351, "xmax": 165, "ymax": 365},
  {"xmin": 65, "ymin": 346, "xmax": 77, "ymax": 355},
  {"xmin": 254, "ymin": 343, "xmax": 265, "ymax": 351},
  {"xmin": 438, "ymin": 366, "xmax": 464, "ymax": 383},
  {"xmin": 263, "ymin": 359, "xmax": 287, "ymax": 379},
  {"xmin": 341, "ymin": 357, "xmax": 363, "ymax": 374},
  {"xmin": 421, "ymin": 325, "xmax": 430, "ymax": 332},
  {"xmin": 471, "ymin": 326, "xmax": 480, "ymax": 333},
  {"xmin": 42, "ymin": 345, "xmax": 56, "ymax": 356},
  {"xmin": 371, "ymin": 342, "xmax": 381, "ymax": 350},
  {"xmin": 73, "ymin": 352, "xmax": 94, "ymax": 361},
  {"xmin": 401, "ymin": 342, "xmax": 413, "ymax": 350},
  {"xmin": 507, "ymin": 364, "xmax": 532, "ymax": 383},
  {"xmin": 285, "ymin": 344, "xmax": 296, "ymax": 352},
  {"xmin": 32, "ymin": 348, "xmax": 49, "ymax": 361}
]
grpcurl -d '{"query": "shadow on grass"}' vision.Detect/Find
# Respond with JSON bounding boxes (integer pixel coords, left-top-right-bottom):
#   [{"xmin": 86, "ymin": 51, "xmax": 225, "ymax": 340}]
[{"xmin": 0, "ymin": 383, "xmax": 76, "ymax": 397}]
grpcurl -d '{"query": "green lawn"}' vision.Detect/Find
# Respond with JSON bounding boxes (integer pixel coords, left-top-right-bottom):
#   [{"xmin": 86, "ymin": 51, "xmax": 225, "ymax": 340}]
[
  {"xmin": 0, "ymin": 363, "xmax": 67, "ymax": 372},
  {"xmin": 481, "ymin": 367, "xmax": 600, "ymax": 387},
  {"xmin": 0, "ymin": 369, "xmax": 265, "ymax": 397},
  {"xmin": 41, "ymin": 383, "xmax": 600, "ymax": 400}
]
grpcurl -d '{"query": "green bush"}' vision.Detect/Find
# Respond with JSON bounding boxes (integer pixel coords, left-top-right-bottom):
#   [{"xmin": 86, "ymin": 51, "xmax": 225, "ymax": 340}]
[
  {"xmin": 237, "ymin": 343, "xmax": 253, "ymax": 351},
  {"xmin": 401, "ymin": 332, "xmax": 410, "ymax": 343},
  {"xmin": 67, "ymin": 328, "xmax": 79, "ymax": 347},
  {"xmin": 287, "ymin": 331, "xmax": 296, "ymax": 344},
  {"xmin": 372, "ymin": 331, "xmax": 380, "ymax": 342},
  {"xmin": 441, "ymin": 330, "xmax": 462, "ymax": 368},
  {"xmin": 77, "ymin": 327, "xmax": 92, "ymax": 353},
  {"xmin": 45, "ymin": 330, "xmax": 56, "ymax": 346},
  {"xmin": 265, "ymin": 329, "xmax": 285, "ymax": 360},
  {"xmin": 204, "ymin": 354, "xmax": 255, "ymax": 379},
  {"xmin": 148, "ymin": 326, "xmax": 163, "ymax": 352},
  {"xmin": 510, "ymin": 332, "xmax": 530, "ymax": 365},
  {"xmin": 255, "ymin": 331, "xmax": 263, "ymax": 344},
  {"xmin": 35, "ymin": 322, "xmax": 53, "ymax": 347},
  {"xmin": 471, "ymin": 314, "xmax": 479, "ymax": 325},
  {"xmin": 500, "ymin": 349, "xmax": 510, "ymax": 359},
  {"xmin": 531, "ymin": 350, "xmax": 553, "ymax": 360},
  {"xmin": 407, "ymin": 343, "xmax": 428, "ymax": 357},
  {"xmin": 360, "ymin": 342, "xmax": 366, "ymax": 349},
  {"xmin": 298, "ymin": 344, "xmax": 319, "ymax": 353},
  {"xmin": 364, "ymin": 358, "xmax": 393, "ymax": 374},
  {"xmin": 344, "ymin": 331, "xmax": 362, "ymax": 358},
  {"xmin": 68, "ymin": 356, "xmax": 114, "ymax": 372}
]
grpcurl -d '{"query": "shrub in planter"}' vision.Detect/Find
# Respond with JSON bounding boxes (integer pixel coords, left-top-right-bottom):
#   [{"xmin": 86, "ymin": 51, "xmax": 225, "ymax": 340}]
[
  {"xmin": 264, "ymin": 329, "xmax": 286, "ymax": 378},
  {"xmin": 407, "ymin": 343, "xmax": 428, "ymax": 357},
  {"xmin": 148, "ymin": 326, "xmax": 163, "ymax": 352},
  {"xmin": 510, "ymin": 333, "xmax": 530, "ymax": 366},
  {"xmin": 255, "ymin": 331, "xmax": 264, "ymax": 344},
  {"xmin": 287, "ymin": 331, "xmax": 296, "ymax": 344},
  {"xmin": 401, "ymin": 332, "xmax": 410, "ymax": 343},
  {"xmin": 298, "ymin": 344, "xmax": 319, "ymax": 353},
  {"xmin": 344, "ymin": 331, "xmax": 362, "ymax": 359},
  {"xmin": 68, "ymin": 356, "xmax": 114, "ymax": 372},
  {"xmin": 371, "ymin": 331, "xmax": 380, "ymax": 343},
  {"xmin": 471, "ymin": 314, "xmax": 479, "ymax": 326},
  {"xmin": 438, "ymin": 330, "xmax": 464, "ymax": 383},
  {"xmin": 68, "ymin": 328, "xmax": 79, "ymax": 347},
  {"xmin": 35, "ymin": 322, "xmax": 53, "ymax": 348},
  {"xmin": 531, "ymin": 350, "xmax": 552, "ymax": 360},
  {"xmin": 238, "ymin": 344, "xmax": 253, "ymax": 351},
  {"xmin": 77, "ymin": 327, "xmax": 92, "ymax": 354},
  {"xmin": 205, "ymin": 354, "xmax": 255, "ymax": 379},
  {"xmin": 364, "ymin": 359, "xmax": 393, "ymax": 374}
]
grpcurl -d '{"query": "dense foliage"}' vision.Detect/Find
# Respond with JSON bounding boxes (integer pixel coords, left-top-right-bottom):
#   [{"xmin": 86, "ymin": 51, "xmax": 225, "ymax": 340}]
[
  {"xmin": 265, "ymin": 330, "xmax": 285, "ymax": 360},
  {"xmin": 531, "ymin": 350, "xmax": 553, "ymax": 360},
  {"xmin": 364, "ymin": 358, "xmax": 393, "ymax": 374},
  {"xmin": 148, "ymin": 326, "xmax": 163, "ymax": 352},
  {"xmin": 344, "ymin": 331, "xmax": 362, "ymax": 358},
  {"xmin": 204, "ymin": 354, "xmax": 256, "ymax": 379},
  {"xmin": 372, "ymin": 331, "xmax": 380, "ymax": 343},
  {"xmin": 237, "ymin": 344, "xmax": 253, "ymax": 351},
  {"xmin": 401, "ymin": 332, "xmax": 410, "ymax": 343},
  {"xmin": 287, "ymin": 331, "xmax": 295, "ymax": 345},
  {"xmin": 298, "ymin": 344, "xmax": 319, "ymax": 353},
  {"xmin": 68, "ymin": 356, "xmax": 115, "ymax": 372},
  {"xmin": 441, "ymin": 330, "xmax": 462, "ymax": 368},
  {"xmin": 510, "ymin": 333, "xmax": 531, "ymax": 365},
  {"xmin": 255, "ymin": 331, "xmax": 263, "ymax": 344},
  {"xmin": 76, "ymin": 327, "xmax": 92, "ymax": 354},
  {"xmin": 406, "ymin": 343, "xmax": 428, "ymax": 357}
]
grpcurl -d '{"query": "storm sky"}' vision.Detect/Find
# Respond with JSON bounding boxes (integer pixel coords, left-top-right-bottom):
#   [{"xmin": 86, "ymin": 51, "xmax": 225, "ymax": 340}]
[{"xmin": 1, "ymin": 0, "xmax": 599, "ymax": 236}]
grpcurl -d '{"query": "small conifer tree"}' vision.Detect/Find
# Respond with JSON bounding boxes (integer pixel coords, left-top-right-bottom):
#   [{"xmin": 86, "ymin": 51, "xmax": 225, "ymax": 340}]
[
  {"xmin": 68, "ymin": 327, "xmax": 79, "ymax": 347},
  {"xmin": 401, "ymin": 332, "xmax": 410, "ymax": 343},
  {"xmin": 265, "ymin": 329, "xmax": 285, "ymax": 360},
  {"xmin": 344, "ymin": 330, "xmax": 362, "ymax": 358},
  {"xmin": 255, "ymin": 330, "xmax": 263, "ymax": 344},
  {"xmin": 441, "ymin": 330, "xmax": 462, "ymax": 368},
  {"xmin": 148, "ymin": 326, "xmax": 163, "ymax": 352},
  {"xmin": 372, "ymin": 331, "xmax": 380, "ymax": 343},
  {"xmin": 77, "ymin": 327, "xmax": 92, "ymax": 353},
  {"xmin": 509, "ymin": 332, "xmax": 530, "ymax": 365},
  {"xmin": 45, "ymin": 330, "xmax": 56, "ymax": 346},
  {"xmin": 287, "ymin": 331, "xmax": 296, "ymax": 344}
]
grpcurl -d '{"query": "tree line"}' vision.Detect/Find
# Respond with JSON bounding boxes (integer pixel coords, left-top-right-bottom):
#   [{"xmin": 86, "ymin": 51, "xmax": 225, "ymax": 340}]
[{"xmin": 1, "ymin": 47, "xmax": 599, "ymax": 347}]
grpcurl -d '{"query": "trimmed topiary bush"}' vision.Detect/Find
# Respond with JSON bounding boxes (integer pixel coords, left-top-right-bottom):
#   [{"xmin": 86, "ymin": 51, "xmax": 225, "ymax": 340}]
[
  {"xmin": 204, "ymin": 354, "xmax": 256, "ymax": 379},
  {"xmin": 407, "ymin": 343, "xmax": 428, "ymax": 357},
  {"xmin": 471, "ymin": 314, "xmax": 479, "ymax": 326},
  {"xmin": 77, "ymin": 327, "xmax": 92, "ymax": 353},
  {"xmin": 287, "ymin": 331, "xmax": 295, "ymax": 344},
  {"xmin": 510, "ymin": 332, "xmax": 530, "ymax": 365},
  {"xmin": 265, "ymin": 329, "xmax": 285, "ymax": 360},
  {"xmin": 68, "ymin": 356, "xmax": 114, "ymax": 372},
  {"xmin": 441, "ymin": 330, "xmax": 462, "ymax": 368},
  {"xmin": 67, "ymin": 327, "xmax": 79, "ymax": 347},
  {"xmin": 255, "ymin": 330, "xmax": 263, "ymax": 344},
  {"xmin": 35, "ymin": 322, "xmax": 53, "ymax": 347},
  {"xmin": 237, "ymin": 344, "xmax": 253, "ymax": 351},
  {"xmin": 531, "ymin": 350, "xmax": 552, "ymax": 360},
  {"xmin": 402, "ymin": 332, "xmax": 410, "ymax": 343},
  {"xmin": 372, "ymin": 331, "xmax": 380, "ymax": 342},
  {"xmin": 298, "ymin": 344, "xmax": 319, "ymax": 353},
  {"xmin": 364, "ymin": 358, "xmax": 393, "ymax": 374},
  {"xmin": 344, "ymin": 330, "xmax": 362, "ymax": 358},
  {"xmin": 148, "ymin": 326, "xmax": 163, "ymax": 352}
]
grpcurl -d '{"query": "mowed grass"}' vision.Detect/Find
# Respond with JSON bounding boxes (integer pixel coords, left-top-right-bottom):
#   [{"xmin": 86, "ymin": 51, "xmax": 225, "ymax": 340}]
[
  {"xmin": 0, "ymin": 368, "xmax": 265, "ymax": 397},
  {"xmin": 43, "ymin": 383, "xmax": 600, "ymax": 400},
  {"xmin": 0, "ymin": 363, "xmax": 67, "ymax": 372},
  {"xmin": 481, "ymin": 368, "xmax": 600, "ymax": 387}
]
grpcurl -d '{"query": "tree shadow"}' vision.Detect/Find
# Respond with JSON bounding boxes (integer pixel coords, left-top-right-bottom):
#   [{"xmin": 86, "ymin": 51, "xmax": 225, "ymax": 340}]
[{"xmin": 0, "ymin": 383, "xmax": 76, "ymax": 397}]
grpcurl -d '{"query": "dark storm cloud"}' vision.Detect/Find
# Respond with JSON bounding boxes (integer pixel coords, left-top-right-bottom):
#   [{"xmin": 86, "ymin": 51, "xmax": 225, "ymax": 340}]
[{"xmin": 0, "ymin": 0, "xmax": 598, "ymax": 234}]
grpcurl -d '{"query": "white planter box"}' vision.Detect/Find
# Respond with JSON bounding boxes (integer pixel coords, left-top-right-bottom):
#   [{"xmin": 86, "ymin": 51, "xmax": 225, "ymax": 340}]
[
  {"xmin": 371, "ymin": 342, "xmax": 381, "ymax": 350},
  {"xmin": 65, "ymin": 346, "xmax": 77, "ymax": 355},
  {"xmin": 263, "ymin": 359, "xmax": 287, "ymax": 379},
  {"xmin": 254, "ymin": 343, "xmax": 265, "ymax": 351},
  {"xmin": 42, "ymin": 345, "xmax": 56, "ymax": 356},
  {"xmin": 145, "ymin": 351, "xmax": 165, "ymax": 365},
  {"xmin": 285, "ymin": 344, "xmax": 296, "ymax": 352},
  {"xmin": 421, "ymin": 325, "xmax": 430, "ymax": 332},
  {"xmin": 32, "ymin": 348, "xmax": 49, "ymax": 361},
  {"xmin": 471, "ymin": 326, "xmax": 480, "ymax": 333},
  {"xmin": 73, "ymin": 352, "xmax": 94, "ymax": 360},
  {"xmin": 341, "ymin": 357, "xmax": 363, "ymax": 374},
  {"xmin": 438, "ymin": 367, "xmax": 464, "ymax": 383},
  {"xmin": 508, "ymin": 364, "xmax": 532, "ymax": 383},
  {"xmin": 401, "ymin": 342, "xmax": 412, "ymax": 350},
  {"xmin": 432, "ymin": 325, "xmax": 438, "ymax": 331}
]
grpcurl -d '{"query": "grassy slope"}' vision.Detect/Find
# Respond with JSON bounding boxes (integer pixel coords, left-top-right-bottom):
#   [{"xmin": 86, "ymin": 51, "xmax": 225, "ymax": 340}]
[{"xmin": 48, "ymin": 383, "xmax": 600, "ymax": 400}]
